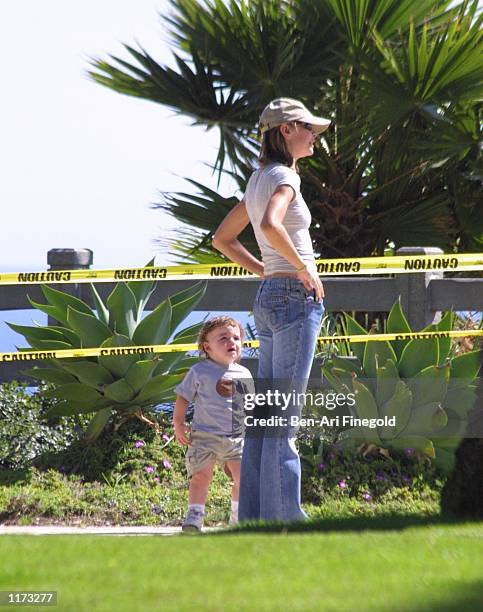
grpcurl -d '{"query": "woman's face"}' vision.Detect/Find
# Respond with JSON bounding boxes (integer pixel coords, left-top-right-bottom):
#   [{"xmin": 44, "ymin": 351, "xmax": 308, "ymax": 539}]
[{"xmin": 280, "ymin": 122, "xmax": 316, "ymax": 162}]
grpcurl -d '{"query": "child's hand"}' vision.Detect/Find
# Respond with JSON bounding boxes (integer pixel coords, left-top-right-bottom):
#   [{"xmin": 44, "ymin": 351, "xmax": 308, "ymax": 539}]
[{"xmin": 174, "ymin": 421, "xmax": 192, "ymax": 446}]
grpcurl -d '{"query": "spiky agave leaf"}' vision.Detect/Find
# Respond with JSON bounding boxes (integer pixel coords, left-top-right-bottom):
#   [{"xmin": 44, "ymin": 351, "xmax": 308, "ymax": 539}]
[
  {"xmin": 153, "ymin": 321, "xmax": 204, "ymax": 375},
  {"xmin": 90, "ymin": 283, "xmax": 109, "ymax": 327},
  {"xmin": 127, "ymin": 257, "xmax": 157, "ymax": 320},
  {"xmin": 97, "ymin": 333, "xmax": 145, "ymax": 378},
  {"xmin": 6, "ymin": 322, "xmax": 82, "ymax": 350},
  {"xmin": 67, "ymin": 307, "xmax": 112, "ymax": 348},
  {"xmin": 106, "ymin": 283, "xmax": 138, "ymax": 337}
]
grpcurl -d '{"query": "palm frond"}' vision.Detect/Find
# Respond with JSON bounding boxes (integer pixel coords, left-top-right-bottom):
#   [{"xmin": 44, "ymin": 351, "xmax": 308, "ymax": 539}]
[
  {"xmin": 154, "ymin": 227, "xmax": 227, "ymax": 264},
  {"xmin": 370, "ymin": 8, "xmax": 483, "ymax": 104},
  {"xmin": 89, "ymin": 43, "xmax": 256, "ymax": 177},
  {"xmin": 152, "ymin": 177, "xmax": 258, "ymax": 254},
  {"xmin": 373, "ymin": 193, "xmax": 457, "ymax": 250},
  {"xmin": 326, "ymin": 0, "xmax": 452, "ymax": 49},
  {"xmin": 166, "ymin": 0, "xmax": 340, "ymax": 100},
  {"xmin": 412, "ymin": 107, "xmax": 480, "ymax": 163}
]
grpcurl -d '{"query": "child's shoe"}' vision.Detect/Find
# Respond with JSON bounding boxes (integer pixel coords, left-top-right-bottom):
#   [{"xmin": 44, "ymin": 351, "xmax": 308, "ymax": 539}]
[{"xmin": 182, "ymin": 507, "xmax": 205, "ymax": 533}]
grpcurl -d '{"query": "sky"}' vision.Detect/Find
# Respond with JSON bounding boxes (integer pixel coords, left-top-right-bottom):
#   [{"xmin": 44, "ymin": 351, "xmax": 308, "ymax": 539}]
[
  {"xmin": 0, "ymin": 1, "xmax": 244, "ymax": 353},
  {"xmin": 0, "ymin": 0, "xmax": 236, "ymax": 273}
]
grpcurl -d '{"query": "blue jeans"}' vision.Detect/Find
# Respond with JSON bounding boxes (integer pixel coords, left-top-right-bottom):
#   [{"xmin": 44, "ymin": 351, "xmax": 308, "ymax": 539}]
[{"xmin": 239, "ymin": 278, "xmax": 324, "ymax": 522}]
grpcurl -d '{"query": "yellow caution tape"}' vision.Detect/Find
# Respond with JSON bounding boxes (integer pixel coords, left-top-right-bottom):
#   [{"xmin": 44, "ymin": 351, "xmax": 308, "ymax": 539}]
[
  {"xmin": 1, "ymin": 330, "xmax": 481, "ymax": 362},
  {"xmin": 0, "ymin": 253, "xmax": 482, "ymax": 285}
]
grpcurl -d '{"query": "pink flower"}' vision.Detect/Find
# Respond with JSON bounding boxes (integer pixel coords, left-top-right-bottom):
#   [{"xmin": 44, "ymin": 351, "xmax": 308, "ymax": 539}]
[
  {"xmin": 145, "ymin": 466, "xmax": 154, "ymax": 474},
  {"xmin": 163, "ymin": 459, "xmax": 172, "ymax": 469},
  {"xmin": 317, "ymin": 462, "xmax": 326, "ymax": 471},
  {"xmin": 135, "ymin": 440, "xmax": 145, "ymax": 448},
  {"xmin": 362, "ymin": 492, "xmax": 372, "ymax": 501},
  {"xmin": 162, "ymin": 434, "xmax": 171, "ymax": 442},
  {"xmin": 153, "ymin": 477, "xmax": 160, "ymax": 483},
  {"xmin": 338, "ymin": 480, "xmax": 347, "ymax": 489}
]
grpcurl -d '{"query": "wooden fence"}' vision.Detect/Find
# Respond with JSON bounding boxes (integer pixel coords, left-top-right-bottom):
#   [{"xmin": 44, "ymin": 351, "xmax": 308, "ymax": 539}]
[{"xmin": 1, "ymin": 246, "xmax": 481, "ymax": 383}]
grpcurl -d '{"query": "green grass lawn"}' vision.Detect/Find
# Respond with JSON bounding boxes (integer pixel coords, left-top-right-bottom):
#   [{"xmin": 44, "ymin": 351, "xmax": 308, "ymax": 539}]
[{"xmin": 1, "ymin": 521, "xmax": 482, "ymax": 612}]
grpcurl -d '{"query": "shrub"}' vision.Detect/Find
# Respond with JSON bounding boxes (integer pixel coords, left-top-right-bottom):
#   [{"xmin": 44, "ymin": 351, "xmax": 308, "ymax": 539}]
[
  {"xmin": 33, "ymin": 411, "xmax": 184, "ymax": 482},
  {"xmin": 300, "ymin": 442, "xmax": 445, "ymax": 506},
  {"xmin": 0, "ymin": 381, "xmax": 90, "ymax": 471}
]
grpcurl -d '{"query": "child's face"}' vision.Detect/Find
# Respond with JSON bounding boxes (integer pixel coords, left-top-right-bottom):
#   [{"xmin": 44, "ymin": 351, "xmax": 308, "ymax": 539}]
[{"xmin": 203, "ymin": 324, "xmax": 242, "ymax": 365}]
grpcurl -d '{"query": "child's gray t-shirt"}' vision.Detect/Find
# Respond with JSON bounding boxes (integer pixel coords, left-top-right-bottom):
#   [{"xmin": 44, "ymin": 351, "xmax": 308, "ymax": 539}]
[{"xmin": 175, "ymin": 359, "xmax": 254, "ymax": 436}]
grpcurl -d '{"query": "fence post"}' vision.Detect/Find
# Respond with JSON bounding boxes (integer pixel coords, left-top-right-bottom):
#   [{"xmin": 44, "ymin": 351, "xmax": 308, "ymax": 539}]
[
  {"xmin": 395, "ymin": 246, "xmax": 443, "ymax": 330},
  {"xmin": 47, "ymin": 248, "xmax": 93, "ymax": 324},
  {"xmin": 47, "ymin": 248, "xmax": 93, "ymax": 272}
]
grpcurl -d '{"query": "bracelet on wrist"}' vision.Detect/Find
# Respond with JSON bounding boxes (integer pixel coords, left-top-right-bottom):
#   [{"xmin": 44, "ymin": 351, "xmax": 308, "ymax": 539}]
[{"xmin": 296, "ymin": 264, "xmax": 307, "ymax": 272}]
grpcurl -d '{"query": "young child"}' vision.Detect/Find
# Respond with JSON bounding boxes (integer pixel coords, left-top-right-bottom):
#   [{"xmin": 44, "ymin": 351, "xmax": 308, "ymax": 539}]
[{"xmin": 173, "ymin": 316, "xmax": 253, "ymax": 532}]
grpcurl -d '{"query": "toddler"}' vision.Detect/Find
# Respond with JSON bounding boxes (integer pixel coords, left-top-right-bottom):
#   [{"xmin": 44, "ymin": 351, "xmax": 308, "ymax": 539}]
[{"xmin": 173, "ymin": 316, "xmax": 253, "ymax": 532}]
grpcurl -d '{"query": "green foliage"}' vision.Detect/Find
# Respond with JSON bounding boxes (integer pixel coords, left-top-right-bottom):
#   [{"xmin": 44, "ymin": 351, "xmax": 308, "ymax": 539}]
[
  {"xmin": 0, "ymin": 386, "xmax": 446, "ymax": 526},
  {"xmin": 300, "ymin": 439, "xmax": 444, "ymax": 506},
  {"xmin": 0, "ymin": 465, "xmax": 441, "ymax": 527},
  {"xmin": 8, "ymin": 267, "xmax": 207, "ymax": 440},
  {"xmin": 32, "ymin": 413, "xmax": 183, "ymax": 483},
  {"xmin": 0, "ymin": 382, "xmax": 90, "ymax": 471},
  {"xmin": 89, "ymin": 0, "xmax": 483, "ymax": 260},
  {"xmin": 0, "ymin": 416, "xmax": 233, "ymax": 526},
  {"xmin": 0, "ymin": 468, "xmax": 227, "ymax": 527},
  {"xmin": 0, "ymin": 437, "xmax": 443, "ymax": 527},
  {"xmin": 320, "ymin": 298, "xmax": 482, "ymax": 473}
]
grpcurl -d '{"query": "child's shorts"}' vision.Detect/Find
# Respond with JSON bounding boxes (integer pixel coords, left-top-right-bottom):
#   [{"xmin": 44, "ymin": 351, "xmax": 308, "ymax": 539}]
[{"xmin": 186, "ymin": 430, "xmax": 243, "ymax": 478}]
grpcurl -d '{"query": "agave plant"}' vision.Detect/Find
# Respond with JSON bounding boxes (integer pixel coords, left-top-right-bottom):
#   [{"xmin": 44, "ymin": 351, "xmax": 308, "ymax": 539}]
[
  {"xmin": 320, "ymin": 298, "xmax": 482, "ymax": 473},
  {"xmin": 7, "ymin": 262, "xmax": 206, "ymax": 441}
]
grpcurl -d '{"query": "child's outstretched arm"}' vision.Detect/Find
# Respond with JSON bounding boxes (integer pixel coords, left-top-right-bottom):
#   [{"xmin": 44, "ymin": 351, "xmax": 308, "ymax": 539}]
[{"xmin": 173, "ymin": 395, "xmax": 192, "ymax": 445}]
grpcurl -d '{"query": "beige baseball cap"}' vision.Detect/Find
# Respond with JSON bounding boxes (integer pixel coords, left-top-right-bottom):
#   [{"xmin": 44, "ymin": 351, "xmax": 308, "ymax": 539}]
[{"xmin": 259, "ymin": 98, "xmax": 331, "ymax": 135}]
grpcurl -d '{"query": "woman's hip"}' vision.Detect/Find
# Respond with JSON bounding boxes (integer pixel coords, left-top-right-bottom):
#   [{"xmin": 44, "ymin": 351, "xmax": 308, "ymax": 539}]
[
  {"xmin": 254, "ymin": 278, "xmax": 324, "ymax": 329},
  {"xmin": 254, "ymin": 283, "xmax": 323, "ymax": 380}
]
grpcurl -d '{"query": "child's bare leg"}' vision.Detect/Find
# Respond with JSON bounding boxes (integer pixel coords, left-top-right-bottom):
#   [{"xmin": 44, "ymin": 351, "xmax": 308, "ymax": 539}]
[
  {"xmin": 226, "ymin": 460, "xmax": 241, "ymax": 501},
  {"xmin": 189, "ymin": 462, "xmax": 215, "ymax": 505}
]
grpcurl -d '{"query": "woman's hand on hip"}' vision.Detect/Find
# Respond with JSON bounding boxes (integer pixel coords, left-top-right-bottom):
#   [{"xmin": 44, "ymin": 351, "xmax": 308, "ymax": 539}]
[{"xmin": 297, "ymin": 267, "xmax": 325, "ymax": 301}]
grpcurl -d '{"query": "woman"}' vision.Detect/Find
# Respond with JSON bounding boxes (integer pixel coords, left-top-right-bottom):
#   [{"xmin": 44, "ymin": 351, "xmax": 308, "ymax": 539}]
[{"xmin": 212, "ymin": 98, "xmax": 330, "ymax": 522}]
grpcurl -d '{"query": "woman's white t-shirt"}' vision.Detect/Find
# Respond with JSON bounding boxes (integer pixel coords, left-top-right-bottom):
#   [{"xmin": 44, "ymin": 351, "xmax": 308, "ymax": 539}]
[{"xmin": 243, "ymin": 163, "xmax": 317, "ymax": 276}]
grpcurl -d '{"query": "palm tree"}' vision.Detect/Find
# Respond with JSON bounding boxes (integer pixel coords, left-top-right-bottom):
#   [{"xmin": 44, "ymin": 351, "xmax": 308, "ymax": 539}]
[{"xmin": 89, "ymin": 0, "xmax": 482, "ymax": 262}]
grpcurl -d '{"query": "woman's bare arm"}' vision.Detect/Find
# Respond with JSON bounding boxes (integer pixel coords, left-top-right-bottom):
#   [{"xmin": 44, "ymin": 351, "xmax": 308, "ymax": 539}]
[{"xmin": 212, "ymin": 200, "xmax": 264, "ymax": 276}]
